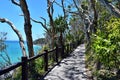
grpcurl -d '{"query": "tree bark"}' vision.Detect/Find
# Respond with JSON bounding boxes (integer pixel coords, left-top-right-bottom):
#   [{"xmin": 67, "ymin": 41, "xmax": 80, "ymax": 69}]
[
  {"xmin": 20, "ymin": 0, "xmax": 34, "ymax": 57},
  {"xmin": 11, "ymin": 0, "xmax": 35, "ymax": 79},
  {"xmin": 47, "ymin": 0, "xmax": 55, "ymax": 48},
  {"xmin": 73, "ymin": 0, "xmax": 91, "ymax": 43},
  {"xmin": 19, "ymin": 0, "xmax": 36, "ymax": 78},
  {"xmin": 11, "ymin": 0, "xmax": 34, "ymax": 57},
  {"xmin": 61, "ymin": 0, "xmax": 67, "ymax": 19},
  {"xmin": 90, "ymin": 0, "xmax": 98, "ymax": 33}
]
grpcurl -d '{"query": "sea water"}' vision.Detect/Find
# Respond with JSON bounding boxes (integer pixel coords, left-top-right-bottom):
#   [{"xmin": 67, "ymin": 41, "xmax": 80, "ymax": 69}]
[{"xmin": 0, "ymin": 41, "xmax": 41, "ymax": 64}]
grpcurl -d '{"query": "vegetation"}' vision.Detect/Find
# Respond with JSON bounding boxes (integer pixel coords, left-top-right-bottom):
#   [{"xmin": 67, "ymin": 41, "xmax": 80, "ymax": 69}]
[
  {"xmin": 89, "ymin": 17, "xmax": 120, "ymax": 79},
  {"xmin": 33, "ymin": 38, "xmax": 46, "ymax": 45},
  {"xmin": 84, "ymin": 0, "xmax": 120, "ymax": 79},
  {"xmin": 0, "ymin": 32, "xmax": 11, "ymax": 68}
]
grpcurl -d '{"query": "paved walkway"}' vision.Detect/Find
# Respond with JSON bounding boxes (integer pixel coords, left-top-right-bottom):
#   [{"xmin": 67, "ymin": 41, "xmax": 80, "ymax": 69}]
[{"xmin": 44, "ymin": 44, "xmax": 91, "ymax": 80}]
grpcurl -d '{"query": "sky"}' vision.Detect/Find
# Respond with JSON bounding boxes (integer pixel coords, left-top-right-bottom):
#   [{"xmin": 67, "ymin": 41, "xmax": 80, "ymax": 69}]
[{"xmin": 0, "ymin": 0, "xmax": 64, "ymax": 41}]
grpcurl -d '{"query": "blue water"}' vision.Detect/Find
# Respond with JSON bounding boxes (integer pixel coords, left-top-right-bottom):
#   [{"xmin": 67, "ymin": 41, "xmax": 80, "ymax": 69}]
[{"xmin": 0, "ymin": 41, "xmax": 41, "ymax": 64}]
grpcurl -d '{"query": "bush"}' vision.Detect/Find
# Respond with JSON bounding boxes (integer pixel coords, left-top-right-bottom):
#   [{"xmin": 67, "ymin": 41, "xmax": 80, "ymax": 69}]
[
  {"xmin": 91, "ymin": 17, "xmax": 120, "ymax": 69},
  {"xmin": 94, "ymin": 69, "xmax": 117, "ymax": 80}
]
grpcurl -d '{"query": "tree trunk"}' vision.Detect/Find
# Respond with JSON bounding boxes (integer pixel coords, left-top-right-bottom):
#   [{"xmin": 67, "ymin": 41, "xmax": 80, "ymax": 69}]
[
  {"xmin": 90, "ymin": 0, "xmax": 98, "ymax": 33},
  {"xmin": 20, "ymin": 0, "xmax": 34, "ymax": 57},
  {"xmin": 60, "ymin": 32, "xmax": 64, "ymax": 57},
  {"xmin": 47, "ymin": 0, "xmax": 55, "ymax": 48},
  {"xmin": 20, "ymin": 0, "xmax": 36, "ymax": 79},
  {"xmin": 84, "ymin": 23, "xmax": 90, "ymax": 44}
]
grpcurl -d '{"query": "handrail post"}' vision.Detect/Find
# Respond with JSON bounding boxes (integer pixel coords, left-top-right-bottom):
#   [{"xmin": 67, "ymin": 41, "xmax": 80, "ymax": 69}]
[
  {"xmin": 73, "ymin": 42, "xmax": 75, "ymax": 49},
  {"xmin": 22, "ymin": 56, "xmax": 28, "ymax": 80},
  {"xmin": 61, "ymin": 44, "xmax": 65, "ymax": 58},
  {"xmin": 72, "ymin": 43, "xmax": 74, "ymax": 50},
  {"xmin": 77, "ymin": 40, "xmax": 79, "ymax": 46},
  {"xmin": 44, "ymin": 50, "xmax": 48, "ymax": 71},
  {"xmin": 70, "ymin": 43, "xmax": 72, "ymax": 53},
  {"xmin": 67, "ymin": 44, "xmax": 69, "ymax": 54},
  {"xmin": 55, "ymin": 45, "xmax": 58, "ymax": 63},
  {"xmin": 68, "ymin": 43, "xmax": 70, "ymax": 53},
  {"xmin": 75, "ymin": 41, "xmax": 77, "ymax": 48}
]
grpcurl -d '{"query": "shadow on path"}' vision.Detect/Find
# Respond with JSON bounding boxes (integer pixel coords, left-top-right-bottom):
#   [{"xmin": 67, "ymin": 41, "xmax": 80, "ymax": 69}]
[{"xmin": 44, "ymin": 44, "xmax": 91, "ymax": 80}]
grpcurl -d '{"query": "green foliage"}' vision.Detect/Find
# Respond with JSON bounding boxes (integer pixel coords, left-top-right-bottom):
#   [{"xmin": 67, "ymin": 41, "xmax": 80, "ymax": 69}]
[
  {"xmin": 12, "ymin": 67, "xmax": 22, "ymax": 80},
  {"xmin": 33, "ymin": 38, "xmax": 46, "ymax": 45},
  {"xmin": 0, "ymin": 32, "xmax": 11, "ymax": 68},
  {"xmin": 68, "ymin": 14, "xmax": 84, "ymax": 43},
  {"xmin": 0, "ymin": 32, "xmax": 7, "ymax": 52},
  {"xmin": 66, "ymin": 32, "xmax": 74, "ymax": 43},
  {"xmin": 91, "ymin": 17, "xmax": 120, "ymax": 69},
  {"xmin": 54, "ymin": 16, "xmax": 68, "ymax": 33},
  {"xmin": 39, "ymin": 44, "xmax": 50, "ymax": 53},
  {"xmin": 35, "ymin": 58, "xmax": 44, "ymax": 75},
  {"xmin": 94, "ymin": 69, "xmax": 117, "ymax": 80}
]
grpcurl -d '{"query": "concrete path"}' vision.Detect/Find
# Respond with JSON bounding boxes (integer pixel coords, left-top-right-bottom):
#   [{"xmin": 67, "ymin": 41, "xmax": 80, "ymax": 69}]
[{"xmin": 44, "ymin": 44, "xmax": 91, "ymax": 80}]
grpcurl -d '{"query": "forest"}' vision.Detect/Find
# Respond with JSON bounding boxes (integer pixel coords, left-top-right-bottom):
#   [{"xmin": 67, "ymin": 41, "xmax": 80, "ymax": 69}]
[{"xmin": 0, "ymin": 0, "xmax": 120, "ymax": 80}]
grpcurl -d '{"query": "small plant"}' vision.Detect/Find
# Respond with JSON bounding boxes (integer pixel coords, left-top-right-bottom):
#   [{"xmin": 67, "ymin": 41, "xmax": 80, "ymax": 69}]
[
  {"xmin": 35, "ymin": 58, "xmax": 44, "ymax": 75},
  {"xmin": 94, "ymin": 69, "xmax": 117, "ymax": 80}
]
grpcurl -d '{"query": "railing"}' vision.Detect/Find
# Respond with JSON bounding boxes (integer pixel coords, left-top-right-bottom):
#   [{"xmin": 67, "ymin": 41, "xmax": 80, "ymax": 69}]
[{"xmin": 0, "ymin": 40, "xmax": 80, "ymax": 80}]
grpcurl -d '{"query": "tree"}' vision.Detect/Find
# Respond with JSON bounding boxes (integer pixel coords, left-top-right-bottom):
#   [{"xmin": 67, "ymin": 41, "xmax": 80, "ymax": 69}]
[
  {"xmin": 70, "ymin": 0, "xmax": 92, "ymax": 44},
  {"xmin": 47, "ymin": 0, "xmax": 56, "ymax": 48},
  {"xmin": 32, "ymin": 0, "xmax": 58, "ymax": 48},
  {"xmin": 0, "ymin": 32, "xmax": 7, "ymax": 52},
  {"xmin": 0, "ymin": 32, "xmax": 13, "ymax": 79},
  {"xmin": 11, "ymin": 0, "xmax": 34, "ymax": 58},
  {"xmin": 90, "ymin": 0, "xmax": 98, "ymax": 33},
  {"xmin": 69, "ymin": 15, "xmax": 84, "ymax": 41},
  {"xmin": 11, "ymin": 0, "xmax": 36, "ymax": 79},
  {"xmin": 0, "ymin": 32, "xmax": 12, "ymax": 67},
  {"xmin": 54, "ymin": 16, "xmax": 68, "ymax": 46}
]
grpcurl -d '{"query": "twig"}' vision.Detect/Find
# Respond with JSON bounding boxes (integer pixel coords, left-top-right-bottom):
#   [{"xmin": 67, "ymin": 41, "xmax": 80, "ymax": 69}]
[{"xmin": 11, "ymin": 0, "xmax": 20, "ymax": 6}]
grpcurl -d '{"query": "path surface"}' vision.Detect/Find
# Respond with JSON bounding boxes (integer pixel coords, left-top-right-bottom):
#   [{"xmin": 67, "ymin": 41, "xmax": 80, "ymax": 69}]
[{"xmin": 44, "ymin": 44, "xmax": 91, "ymax": 80}]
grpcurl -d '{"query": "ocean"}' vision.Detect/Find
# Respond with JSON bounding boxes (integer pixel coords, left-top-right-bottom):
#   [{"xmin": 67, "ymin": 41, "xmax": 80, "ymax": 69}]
[{"xmin": 0, "ymin": 41, "xmax": 41, "ymax": 64}]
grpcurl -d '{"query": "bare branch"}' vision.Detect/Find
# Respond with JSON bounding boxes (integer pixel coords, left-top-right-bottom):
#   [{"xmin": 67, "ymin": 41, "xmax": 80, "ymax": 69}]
[
  {"xmin": 54, "ymin": 1, "xmax": 78, "ymax": 15},
  {"xmin": 40, "ymin": 17, "xmax": 46, "ymax": 24},
  {"xmin": 20, "ymin": 14, "xmax": 51, "ymax": 36},
  {"xmin": 61, "ymin": 0, "xmax": 67, "ymax": 19},
  {"xmin": 30, "ymin": 17, "xmax": 51, "ymax": 36},
  {"xmin": 54, "ymin": 1, "xmax": 62, "ymax": 7},
  {"xmin": 11, "ymin": 0, "xmax": 20, "ymax": 6},
  {"xmin": 109, "ymin": 3, "xmax": 120, "ymax": 16},
  {"xmin": 72, "ymin": 0, "xmax": 86, "ymax": 23},
  {"xmin": 99, "ymin": 0, "xmax": 120, "ymax": 17},
  {"xmin": 47, "ymin": 0, "xmax": 55, "ymax": 9},
  {"xmin": 0, "ymin": 18, "xmax": 27, "ymax": 57}
]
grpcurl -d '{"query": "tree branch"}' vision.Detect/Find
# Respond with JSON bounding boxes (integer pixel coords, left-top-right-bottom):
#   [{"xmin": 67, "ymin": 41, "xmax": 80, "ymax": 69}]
[
  {"xmin": 47, "ymin": 0, "xmax": 56, "ymax": 8},
  {"xmin": 11, "ymin": 0, "xmax": 20, "ymax": 6},
  {"xmin": 54, "ymin": 1, "xmax": 80, "ymax": 18},
  {"xmin": 61, "ymin": 0, "xmax": 67, "ymax": 19},
  {"xmin": 99, "ymin": 0, "xmax": 120, "ymax": 17},
  {"xmin": 20, "ymin": 14, "xmax": 51, "ymax": 37},
  {"xmin": 30, "ymin": 17, "xmax": 51, "ymax": 36},
  {"xmin": 54, "ymin": 1, "xmax": 62, "ymax": 7},
  {"xmin": 0, "ymin": 18, "xmax": 27, "ymax": 57}
]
